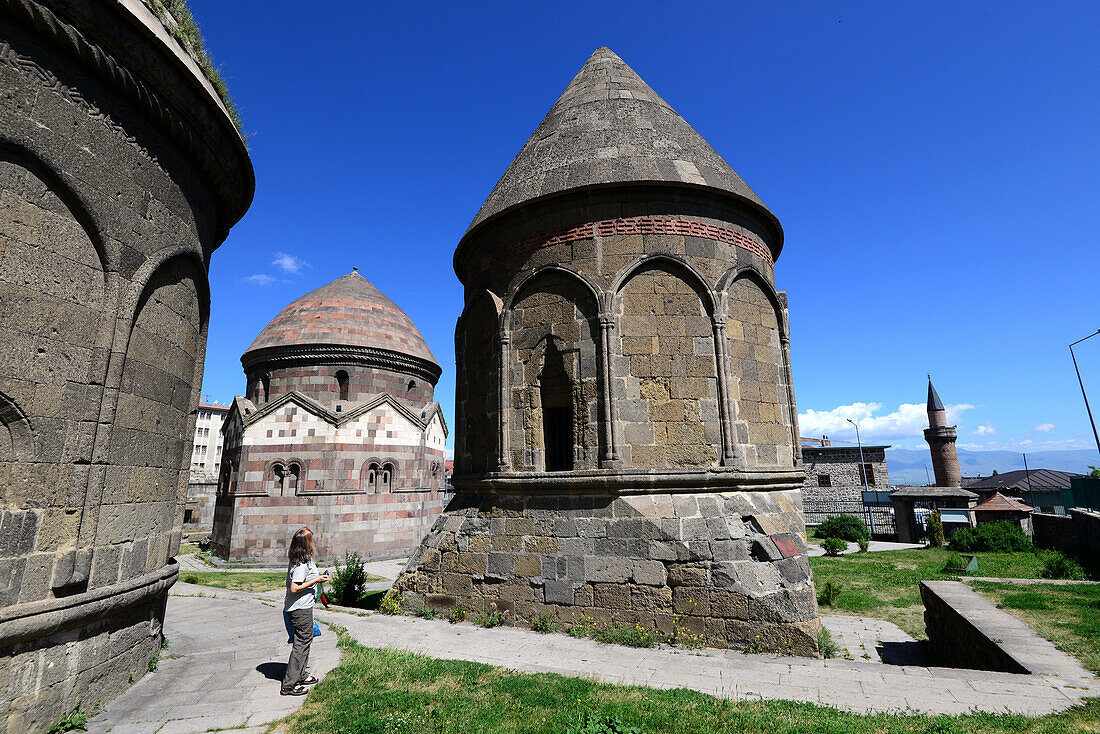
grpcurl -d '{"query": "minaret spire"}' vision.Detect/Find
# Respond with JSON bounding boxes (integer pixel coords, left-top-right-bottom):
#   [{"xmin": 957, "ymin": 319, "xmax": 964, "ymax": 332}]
[{"xmin": 923, "ymin": 377, "xmax": 961, "ymax": 486}]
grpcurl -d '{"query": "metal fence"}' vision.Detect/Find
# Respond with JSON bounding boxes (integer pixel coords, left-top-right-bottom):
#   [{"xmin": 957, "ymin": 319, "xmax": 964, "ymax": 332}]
[{"xmin": 802, "ymin": 498, "xmax": 897, "ymax": 539}]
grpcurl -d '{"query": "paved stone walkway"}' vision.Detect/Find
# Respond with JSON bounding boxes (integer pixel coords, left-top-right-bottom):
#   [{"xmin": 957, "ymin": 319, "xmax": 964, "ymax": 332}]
[
  {"xmin": 90, "ymin": 582, "xmax": 1100, "ymax": 731},
  {"xmin": 87, "ymin": 587, "xmax": 340, "ymax": 733}
]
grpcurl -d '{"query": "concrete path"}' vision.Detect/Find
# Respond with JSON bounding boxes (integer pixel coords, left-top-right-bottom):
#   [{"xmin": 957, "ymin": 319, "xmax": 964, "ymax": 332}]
[
  {"xmin": 806, "ymin": 540, "xmax": 925, "ymax": 556},
  {"xmin": 87, "ymin": 586, "xmax": 340, "ymax": 733},
  {"xmin": 91, "ymin": 582, "xmax": 1100, "ymax": 731}
]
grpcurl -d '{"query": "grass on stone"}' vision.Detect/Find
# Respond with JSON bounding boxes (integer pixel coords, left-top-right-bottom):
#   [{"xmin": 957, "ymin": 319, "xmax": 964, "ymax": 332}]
[
  {"xmin": 808, "ymin": 548, "xmax": 1047, "ymax": 638},
  {"xmin": 177, "ymin": 542, "xmax": 202, "ymax": 555},
  {"xmin": 276, "ymin": 626, "xmax": 1100, "ymax": 734},
  {"xmin": 970, "ymin": 580, "xmax": 1100, "ymax": 672}
]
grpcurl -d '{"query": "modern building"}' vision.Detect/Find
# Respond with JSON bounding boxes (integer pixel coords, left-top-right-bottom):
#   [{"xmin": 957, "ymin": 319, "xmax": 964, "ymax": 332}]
[
  {"xmin": 189, "ymin": 401, "xmax": 230, "ymax": 480},
  {"xmin": 973, "ymin": 492, "xmax": 1034, "ymax": 535},
  {"xmin": 210, "ymin": 270, "xmax": 449, "ymax": 563},
  {"xmin": 0, "ymin": 1, "xmax": 252, "ymax": 728},
  {"xmin": 396, "ymin": 47, "xmax": 819, "ymax": 654},
  {"xmin": 963, "ymin": 469, "xmax": 1084, "ymax": 514}
]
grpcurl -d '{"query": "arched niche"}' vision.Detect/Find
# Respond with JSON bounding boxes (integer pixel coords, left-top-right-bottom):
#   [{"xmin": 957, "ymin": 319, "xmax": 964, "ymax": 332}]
[
  {"xmin": 507, "ymin": 269, "xmax": 600, "ymax": 471},
  {"xmin": 615, "ymin": 259, "xmax": 719, "ymax": 468},
  {"xmin": 725, "ymin": 272, "xmax": 794, "ymax": 467},
  {"xmin": 455, "ymin": 293, "xmax": 500, "ymax": 475},
  {"xmin": 0, "ymin": 145, "xmax": 110, "ymax": 510},
  {"xmin": 103, "ymin": 255, "xmax": 204, "ymax": 583}
]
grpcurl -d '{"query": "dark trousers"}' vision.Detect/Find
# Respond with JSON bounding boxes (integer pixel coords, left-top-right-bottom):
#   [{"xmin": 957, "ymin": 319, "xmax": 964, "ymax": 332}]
[{"xmin": 282, "ymin": 608, "xmax": 313, "ymax": 690}]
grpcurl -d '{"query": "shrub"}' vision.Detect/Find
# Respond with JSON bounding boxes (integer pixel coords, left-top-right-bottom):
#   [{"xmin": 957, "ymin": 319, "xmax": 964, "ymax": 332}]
[
  {"xmin": 1039, "ymin": 551, "xmax": 1086, "ymax": 580},
  {"xmin": 531, "ymin": 611, "xmax": 558, "ymax": 633},
  {"xmin": 857, "ymin": 539, "xmax": 870, "ymax": 553},
  {"xmin": 379, "ymin": 590, "xmax": 402, "ymax": 615},
  {"xmin": 47, "ymin": 704, "xmax": 99, "ymax": 734},
  {"xmin": 181, "ymin": 574, "xmax": 198, "ymax": 584},
  {"xmin": 948, "ymin": 521, "xmax": 1033, "ymax": 553},
  {"xmin": 821, "ymin": 537, "xmax": 847, "ymax": 556},
  {"xmin": 818, "ymin": 626, "xmax": 838, "ymax": 659},
  {"xmin": 817, "ymin": 580, "xmax": 842, "ymax": 607},
  {"xmin": 474, "ymin": 610, "xmax": 506, "ymax": 628},
  {"xmin": 416, "ymin": 607, "xmax": 438, "ymax": 620},
  {"xmin": 595, "ymin": 623, "xmax": 656, "ymax": 648},
  {"xmin": 816, "ymin": 515, "xmax": 870, "ymax": 543},
  {"xmin": 926, "ymin": 509, "xmax": 945, "ymax": 548},
  {"xmin": 448, "ymin": 605, "xmax": 466, "ymax": 624},
  {"xmin": 329, "ymin": 551, "xmax": 368, "ymax": 606}
]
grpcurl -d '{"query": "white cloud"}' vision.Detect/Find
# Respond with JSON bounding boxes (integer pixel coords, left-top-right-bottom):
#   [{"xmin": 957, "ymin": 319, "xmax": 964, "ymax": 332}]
[
  {"xmin": 973, "ymin": 424, "xmax": 997, "ymax": 436},
  {"xmin": 1035, "ymin": 423, "xmax": 1055, "ymax": 432},
  {"xmin": 272, "ymin": 252, "xmax": 310, "ymax": 274},
  {"xmin": 243, "ymin": 273, "xmax": 277, "ymax": 286},
  {"xmin": 957, "ymin": 437, "xmax": 1093, "ymax": 452},
  {"xmin": 798, "ymin": 401, "xmax": 974, "ymax": 444}
]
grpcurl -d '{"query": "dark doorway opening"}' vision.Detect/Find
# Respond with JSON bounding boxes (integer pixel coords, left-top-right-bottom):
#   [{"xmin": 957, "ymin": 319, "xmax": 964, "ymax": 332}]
[{"xmin": 540, "ymin": 341, "xmax": 573, "ymax": 472}]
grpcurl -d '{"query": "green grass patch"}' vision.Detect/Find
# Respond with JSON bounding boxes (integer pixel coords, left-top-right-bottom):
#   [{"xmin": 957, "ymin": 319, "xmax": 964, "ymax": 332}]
[
  {"xmin": 277, "ymin": 627, "xmax": 1100, "ymax": 733},
  {"xmin": 179, "ymin": 571, "xmax": 286, "ymax": 592},
  {"xmin": 971, "ymin": 581, "xmax": 1100, "ymax": 672},
  {"xmin": 177, "ymin": 542, "xmax": 202, "ymax": 555},
  {"xmin": 809, "ymin": 548, "xmax": 1048, "ymax": 638}
]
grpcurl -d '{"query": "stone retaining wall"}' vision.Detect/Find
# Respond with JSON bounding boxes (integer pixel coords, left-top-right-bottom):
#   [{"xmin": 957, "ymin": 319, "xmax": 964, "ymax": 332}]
[{"xmin": 1032, "ymin": 512, "xmax": 1075, "ymax": 554}]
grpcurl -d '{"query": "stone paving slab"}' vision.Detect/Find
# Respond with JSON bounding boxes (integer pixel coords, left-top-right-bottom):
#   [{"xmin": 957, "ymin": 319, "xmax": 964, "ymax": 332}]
[{"xmin": 87, "ymin": 587, "xmax": 340, "ymax": 733}]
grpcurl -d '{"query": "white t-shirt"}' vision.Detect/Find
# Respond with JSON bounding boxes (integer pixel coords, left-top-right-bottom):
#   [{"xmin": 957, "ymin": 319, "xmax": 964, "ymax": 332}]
[{"xmin": 284, "ymin": 560, "xmax": 318, "ymax": 612}]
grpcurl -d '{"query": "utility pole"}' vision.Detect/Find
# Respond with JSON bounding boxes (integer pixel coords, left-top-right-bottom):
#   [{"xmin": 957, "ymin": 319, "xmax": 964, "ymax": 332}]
[
  {"xmin": 1070, "ymin": 329, "xmax": 1100, "ymax": 456},
  {"xmin": 847, "ymin": 418, "xmax": 874, "ymax": 536},
  {"xmin": 1023, "ymin": 452, "xmax": 1034, "ymax": 506}
]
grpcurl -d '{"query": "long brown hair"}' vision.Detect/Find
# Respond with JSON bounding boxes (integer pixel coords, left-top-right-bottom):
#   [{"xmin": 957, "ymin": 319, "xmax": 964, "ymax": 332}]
[{"xmin": 288, "ymin": 527, "xmax": 314, "ymax": 565}]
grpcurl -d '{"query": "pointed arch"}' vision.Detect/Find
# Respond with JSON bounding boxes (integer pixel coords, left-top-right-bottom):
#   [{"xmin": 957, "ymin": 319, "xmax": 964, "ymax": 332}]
[
  {"xmin": 455, "ymin": 290, "xmax": 501, "ymax": 475},
  {"xmin": 718, "ymin": 265, "xmax": 788, "ymax": 339},
  {"xmin": 610, "ymin": 253, "xmax": 718, "ymax": 316},
  {"xmin": 0, "ymin": 391, "xmax": 33, "ymax": 462},
  {"xmin": 502, "ymin": 264, "xmax": 603, "ymax": 333}
]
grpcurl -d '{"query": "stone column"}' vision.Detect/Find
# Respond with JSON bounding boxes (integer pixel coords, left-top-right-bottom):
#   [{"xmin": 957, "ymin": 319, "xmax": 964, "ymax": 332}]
[
  {"xmin": 497, "ymin": 331, "xmax": 512, "ymax": 471},
  {"xmin": 780, "ymin": 333, "xmax": 801, "ymax": 465},
  {"xmin": 711, "ymin": 317, "xmax": 737, "ymax": 466},
  {"xmin": 598, "ymin": 314, "xmax": 620, "ymax": 465}
]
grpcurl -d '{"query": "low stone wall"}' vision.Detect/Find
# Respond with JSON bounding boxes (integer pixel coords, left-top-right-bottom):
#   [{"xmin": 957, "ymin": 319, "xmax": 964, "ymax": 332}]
[
  {"xmin": 1070, "ymin": 508, "xmax": 1100, "ymax": 574},
  {"xmin": 921, "ymin": 580, "xmax": 1087, "ymax": 676},
  {"xmin": 1032, "ymin": 512, "xmax": 1075, "ymax": 554}
]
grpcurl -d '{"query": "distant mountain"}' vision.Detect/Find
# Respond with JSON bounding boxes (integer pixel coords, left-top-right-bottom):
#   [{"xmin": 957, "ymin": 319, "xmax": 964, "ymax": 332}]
[{"xmin": 885, "ymin": 448, "xmax": 1098, "ymax": 486}]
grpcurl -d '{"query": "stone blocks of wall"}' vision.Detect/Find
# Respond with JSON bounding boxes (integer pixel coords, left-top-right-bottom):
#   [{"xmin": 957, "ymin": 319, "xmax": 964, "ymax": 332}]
[
  {"xmin": 212, "ymin": 491, "xmax": 449, "ymax": 564},
  {"xmin": 395, "ymin": 488, "xmax": 819, "ymax": 655}
]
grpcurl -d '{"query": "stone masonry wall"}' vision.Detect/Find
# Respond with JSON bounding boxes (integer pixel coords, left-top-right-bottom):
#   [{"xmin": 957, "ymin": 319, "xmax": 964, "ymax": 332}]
[
  {"xmin": 396, "ymin": 488, "xmax": 819, "ymax": 654},
  {"xmin": 455, "ymin": 295, "xmax": 498, "ymax": 475},
  {"xmin": 800, "ymin": 447, "xmax": 889, "ymax": 503},
  {"xmin": 0, "ymin": 1, "xmax": 252, "ymax": 728},
  {"xmin": 617, "ymin": 264, "xmax": 718, "ymax": 468}
]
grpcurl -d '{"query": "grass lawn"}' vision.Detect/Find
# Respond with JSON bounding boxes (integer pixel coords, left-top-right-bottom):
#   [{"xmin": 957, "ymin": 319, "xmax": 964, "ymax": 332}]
[
  {"xmin": 177, "ymin": 542, "xmax": 202, "ymax": 555},
  {"xmin": 808, "ymin": 548, "xmax": 1047, "ymax": 638},
  {"xmin": 179, "ymin": 569, "xmax": 388, "ymax": 593},
  {"xmin": 970, "ymin": 581, "xmax": 1100, "ymax": 672},
  {"xmin": 276, "ymin": 626, "xmax": 1100, "ymax": 734}
]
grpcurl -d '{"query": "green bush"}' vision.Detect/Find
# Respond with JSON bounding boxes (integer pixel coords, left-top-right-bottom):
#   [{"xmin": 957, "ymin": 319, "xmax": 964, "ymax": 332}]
[
  {"xmin": 817, "ymin": 580, "xmax": 842, "ymax": 606},
  {"xmin": 329, "ymin": 551, "xmax": 368, "ymax": 606},
  {"xmin": 943, "ymin": 552, "xmax": 971, "ymax": 575},
  {"xmin": 857, "ymin": 539, "xmax": 870, "ymax": 552},
  {"xmin": 816, "ymin": 515, "xmax": 871, "ymax": 543},
  {"xmin": 948, "ymin": 521, "xmax": 1033, "ymax": 553},
  {"xmin": 474, "ymin": 610, "xmax": 506, "ymax": 628},
  {"xmin": 416, "ymin": 607, "xmax": 438, "ymax": 620},
  {"xmin": 379, "ymin": 590, "xmax": 402, "ymax": 615},
  {"xmin": 818, "ymin": 626, "xmax": 839, "ymax": 659},
  {"xmin": 926, "ymin": 510, "xmax": 945, "ymax": 548},
  {"xmin": 821, "ymin": 537, "xmax": 848, "ymax": 556},
  {"xmin": 1039, "ymin": 551, "xmax": 1086, "ymax": 580},
  {"xmin": 448, "ymin": 605, "xmax": 466, "ymax": 624}
]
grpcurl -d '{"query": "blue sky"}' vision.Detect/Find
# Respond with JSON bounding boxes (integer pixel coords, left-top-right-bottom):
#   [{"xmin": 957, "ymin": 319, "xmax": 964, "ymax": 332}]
[{"xmin": 189, "ymin": 1, "xmax": 1100, "ymax": 459}]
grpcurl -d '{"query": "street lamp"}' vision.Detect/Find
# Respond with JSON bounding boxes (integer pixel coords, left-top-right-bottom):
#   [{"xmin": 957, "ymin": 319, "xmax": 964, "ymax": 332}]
[
  {"xmin": 847, "ymin": 417, "xmax": 874, "ymax": 535},
  {"xmin": 1070, "ymin": 329, "xmax": 1100, "ymax": 455}
]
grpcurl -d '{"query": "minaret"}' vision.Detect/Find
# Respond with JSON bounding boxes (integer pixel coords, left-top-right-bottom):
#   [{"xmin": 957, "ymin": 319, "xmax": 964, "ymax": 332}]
[{"xmin": 923, "ymin": 377, "xmax": 961, "ymax": 486}]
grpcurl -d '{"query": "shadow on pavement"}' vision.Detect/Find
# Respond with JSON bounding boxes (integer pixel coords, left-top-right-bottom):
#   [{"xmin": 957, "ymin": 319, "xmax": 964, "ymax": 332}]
[{"xmin": 257, "ymin": 661, "xmax": 288, "ymax": 680}]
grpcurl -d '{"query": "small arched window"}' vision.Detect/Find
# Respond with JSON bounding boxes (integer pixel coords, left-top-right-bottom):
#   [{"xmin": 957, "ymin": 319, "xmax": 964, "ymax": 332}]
[
  {"xmin": 260, "ymin": 374, "xmax": 271, "ymax": 404},
  {"xmin": 271, "ymin": 463, "xmax": 285, "ymax": 495},
  {"xmin": 287, "ymin": 463, "xmax": 301, "ymax": 494},
  {"xmin": 430, "ymin": 462, "xmax": 440, "ymax": 492},
  {"xmin": 407, "ymin": 379, "xmax": 417, "ymax": 395},
  {"xmin": 367, "ymin": 462, "xmax": 380, "ymax": 492},
  {"xmin": 336, "ymin": 370, "xmax": 350, "ymax": 402},
  {"xmin": 381, "ymin": 462, "xmax": 395, "ymax": 492}
]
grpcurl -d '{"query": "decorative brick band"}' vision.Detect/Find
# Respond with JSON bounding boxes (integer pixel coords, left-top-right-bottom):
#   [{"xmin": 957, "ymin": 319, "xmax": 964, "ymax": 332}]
[{"xmin": 470, "ymin": 217, "xmax": 774, "ymax": 281}]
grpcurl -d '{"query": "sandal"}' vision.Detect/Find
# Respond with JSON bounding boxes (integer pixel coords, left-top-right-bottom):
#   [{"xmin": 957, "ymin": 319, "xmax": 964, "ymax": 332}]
[
  {"xmin": 280, "ymin": 685, "xmax": 308, "ymax": 696},
  {"xmin": 299, "ymin": 676, "xmax": 319, "ymax": 685}
]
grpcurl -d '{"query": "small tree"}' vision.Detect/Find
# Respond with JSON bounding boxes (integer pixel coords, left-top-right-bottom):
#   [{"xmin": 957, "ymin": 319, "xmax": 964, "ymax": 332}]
[
  {"xmin": 926, "ymin": 509, "xmax": 945, "ymax": 548},
  {"xmin": 1089, "ymin": 465, "xmax": 1100, "ymax": 479}
]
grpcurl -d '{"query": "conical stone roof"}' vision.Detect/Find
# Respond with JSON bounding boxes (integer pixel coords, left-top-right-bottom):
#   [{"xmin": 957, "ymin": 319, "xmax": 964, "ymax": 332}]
[
  {"xmin": 464, "ymin": 47, "xmax": 780, "ymax": 241},
  {"xmin": 244, "ymin": 270, "xmax": 438, "ymax": 367},
  {"xmin": 927, "ymin": 379, "xmax": 945, "ymax": 412}
]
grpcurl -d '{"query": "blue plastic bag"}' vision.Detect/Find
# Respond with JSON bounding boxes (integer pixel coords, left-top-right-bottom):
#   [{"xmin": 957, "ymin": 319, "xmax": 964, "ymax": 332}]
[{"xmin": 283, "ymin": 611, "xmax": 322, "ymax": 643}]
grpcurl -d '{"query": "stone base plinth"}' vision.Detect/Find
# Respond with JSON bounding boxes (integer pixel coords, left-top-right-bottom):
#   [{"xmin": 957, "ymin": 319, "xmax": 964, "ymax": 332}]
[{"xmin": 393, "ymin": 488, "xmax": 820, "ymax": 655}]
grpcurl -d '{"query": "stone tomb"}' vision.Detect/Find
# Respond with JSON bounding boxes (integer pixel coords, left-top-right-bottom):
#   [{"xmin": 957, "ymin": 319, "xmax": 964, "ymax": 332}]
[{"xmin": 396, "ymin": 48, "xmax": 819, "ymax": 654}]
